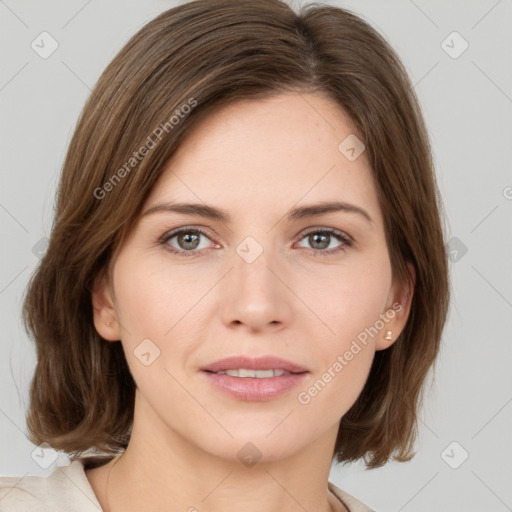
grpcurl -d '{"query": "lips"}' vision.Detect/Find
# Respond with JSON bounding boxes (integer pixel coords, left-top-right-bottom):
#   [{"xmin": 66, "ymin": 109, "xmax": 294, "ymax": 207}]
[{"xmin": 200, "ymin": 355, "xmax": 309, "ymax": 374}]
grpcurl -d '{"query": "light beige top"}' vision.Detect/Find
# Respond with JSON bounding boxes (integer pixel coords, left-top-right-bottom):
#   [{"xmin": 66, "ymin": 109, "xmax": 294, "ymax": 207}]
[{"xmin": 0, "ymin": 457, "xmax": 375, "ymax": 511}]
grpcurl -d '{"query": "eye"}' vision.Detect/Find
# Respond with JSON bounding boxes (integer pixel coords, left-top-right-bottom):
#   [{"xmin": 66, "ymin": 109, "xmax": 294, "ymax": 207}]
[
  {"xmin": 295, "ymin": 228, "xmax": 352, "ymax": 256},
  {"xmin": 160, "ymin": 227, "xmax": 218, "ymax": 257},
  {"xmin": 159, "ymin": 226, "xmax": 353, "ymax": 258}
]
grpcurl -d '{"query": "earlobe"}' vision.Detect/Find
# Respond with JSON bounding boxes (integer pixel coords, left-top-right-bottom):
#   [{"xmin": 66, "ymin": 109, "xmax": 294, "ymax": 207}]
[
  {"xmin": 376, "ymin": 327, "xmax": 395, "ymax": 351},
  {"xmin": 375, "ymin": 262, "xmax": 416, "ymax": 351},
  {"xmin": 91, "ymin": 272, "xmax": 121, "ymax": 341}
]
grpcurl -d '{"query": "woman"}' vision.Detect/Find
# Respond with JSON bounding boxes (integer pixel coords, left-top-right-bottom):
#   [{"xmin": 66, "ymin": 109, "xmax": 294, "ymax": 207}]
[{"xmin": 0, "ymin": 1, "xmax": 449, "ymax": 511}]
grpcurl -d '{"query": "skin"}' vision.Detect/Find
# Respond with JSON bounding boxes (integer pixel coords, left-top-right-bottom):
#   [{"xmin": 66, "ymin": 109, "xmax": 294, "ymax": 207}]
[{"xmin": 88, "ymin": 92, "xmax": 414, "ymax": 512}]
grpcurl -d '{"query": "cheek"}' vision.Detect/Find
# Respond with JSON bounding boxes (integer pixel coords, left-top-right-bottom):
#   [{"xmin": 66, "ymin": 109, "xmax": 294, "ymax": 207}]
[
  {"xmin": 294, "ymin": 256, "xmax": 390, "ymax": 417},
  {"xmin": 300, "ymin": 254, "xmax": 392, "ymax": 347},
  {"xmin": 112, "ymin": 252, "xmax": 210, "ymax": 374},
  {"xmin": 117, "ymin": 277, "xmax": 167, "ymax": 337},
  {"xmin": 113, "ymin": 251, "xmax": 195, "ymax": 335},
  {"xmin": 296, "ymin": 285, "xmax": 383, "ymax": 426}
]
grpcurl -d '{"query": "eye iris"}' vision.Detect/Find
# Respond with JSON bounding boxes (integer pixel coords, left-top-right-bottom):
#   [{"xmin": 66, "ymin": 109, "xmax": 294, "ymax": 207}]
[
  {"xmin": 178, "ymin": 231, "xmax": 200, "ymax": 250},
  {"xmin": 309, "ymin": 233, "xmax": 329, "ymax": 250}
]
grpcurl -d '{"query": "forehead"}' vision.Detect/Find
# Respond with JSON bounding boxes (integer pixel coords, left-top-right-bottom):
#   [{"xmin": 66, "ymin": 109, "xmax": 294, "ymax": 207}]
[{"xmin": 143, "ymin": 92, "xmax": 381, "ymax": 227}]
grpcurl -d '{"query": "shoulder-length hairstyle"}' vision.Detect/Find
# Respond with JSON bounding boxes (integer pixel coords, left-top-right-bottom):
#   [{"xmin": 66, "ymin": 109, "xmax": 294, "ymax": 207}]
[{"xmin": 22, "ymin": 0, "xmax": 449, "ymax": 469}]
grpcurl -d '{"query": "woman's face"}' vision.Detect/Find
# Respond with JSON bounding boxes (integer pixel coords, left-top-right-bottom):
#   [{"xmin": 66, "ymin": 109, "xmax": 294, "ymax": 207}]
[{"xmin": 94, "ymin": 92, "xmax": 411, "ymax": 463}]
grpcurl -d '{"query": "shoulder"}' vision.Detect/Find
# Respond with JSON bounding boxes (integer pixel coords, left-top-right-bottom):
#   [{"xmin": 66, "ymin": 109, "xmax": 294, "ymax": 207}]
[
  {"xmin": 0, "ymin": 458, "xmax": 107, "ymax": 512},
  {"xmin": 328, "ymin": 480, "xmax": 376, "ymax": 512}
]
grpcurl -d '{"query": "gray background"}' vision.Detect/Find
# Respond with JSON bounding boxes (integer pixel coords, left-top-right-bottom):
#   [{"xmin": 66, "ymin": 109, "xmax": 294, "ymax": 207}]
[{"xmin": 1, "ymin": 1, "xmax": 511, "ymax": 511}]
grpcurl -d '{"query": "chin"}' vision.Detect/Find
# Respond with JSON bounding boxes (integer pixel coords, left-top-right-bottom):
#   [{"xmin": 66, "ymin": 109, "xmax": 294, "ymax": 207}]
[{"xmin": 208, "ymin": 432, "xmax": 308, "ymax": 464}]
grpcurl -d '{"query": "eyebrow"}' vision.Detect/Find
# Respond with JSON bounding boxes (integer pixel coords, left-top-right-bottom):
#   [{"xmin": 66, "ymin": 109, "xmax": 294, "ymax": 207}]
[{"xmin": 142, "ymin": 200, "xmax": 373, "ymax": 224}]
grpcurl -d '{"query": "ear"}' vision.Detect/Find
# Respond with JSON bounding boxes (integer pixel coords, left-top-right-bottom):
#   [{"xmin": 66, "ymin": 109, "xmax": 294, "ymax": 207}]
[
  {"xmin": 91, "ymin": 271, "xmax": 121, "ymax": 341},
  {"xmin": 375, "ymin": 261, "xmax": 416, "ymax": 351}
]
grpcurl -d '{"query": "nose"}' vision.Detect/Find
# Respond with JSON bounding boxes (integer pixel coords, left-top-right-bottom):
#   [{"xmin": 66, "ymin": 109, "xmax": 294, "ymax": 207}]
[{"xmin": 220, "ymin": 240, "xmax": 293, "ymax": 332}]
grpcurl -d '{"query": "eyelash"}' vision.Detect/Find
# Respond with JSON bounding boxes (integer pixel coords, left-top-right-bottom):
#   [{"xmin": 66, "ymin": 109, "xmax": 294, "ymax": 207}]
[{"xmin": 158, "ymin": 226, "xmax": 353, "ymax": 258}]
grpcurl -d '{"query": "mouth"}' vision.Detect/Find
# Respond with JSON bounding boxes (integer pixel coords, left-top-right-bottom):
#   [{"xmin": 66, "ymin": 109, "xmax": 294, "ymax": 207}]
[{"xmin": 200, "ymin": 356, "xmax": 309, "ymax": 401}]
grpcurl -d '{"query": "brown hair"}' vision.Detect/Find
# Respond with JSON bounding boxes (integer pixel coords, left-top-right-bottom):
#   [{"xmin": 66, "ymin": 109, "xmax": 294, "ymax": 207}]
[{"xmin": 22, "ymin": 0, "xmax": 449, "ymax": 469}]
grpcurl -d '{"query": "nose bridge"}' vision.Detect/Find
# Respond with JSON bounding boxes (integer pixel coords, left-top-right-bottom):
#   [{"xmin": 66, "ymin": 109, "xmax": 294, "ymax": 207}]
[{"xmin": 232, "ymin": 233, "xmax": 278, "ymax": 294}]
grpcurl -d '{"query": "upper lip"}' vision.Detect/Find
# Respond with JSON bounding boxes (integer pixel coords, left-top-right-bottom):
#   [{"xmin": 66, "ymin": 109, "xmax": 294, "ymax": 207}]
[{"xmin": 201, "ymin": 356, "xmax": 309, "ymax": 374}]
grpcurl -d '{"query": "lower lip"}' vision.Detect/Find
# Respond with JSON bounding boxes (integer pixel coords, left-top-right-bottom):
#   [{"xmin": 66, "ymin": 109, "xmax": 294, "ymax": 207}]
[{"xmin": 201, "ymin": 371, "xmax": 309, "ymax": 401}]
